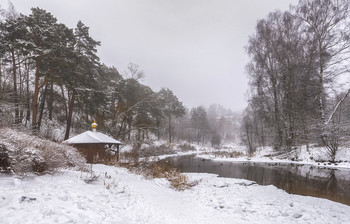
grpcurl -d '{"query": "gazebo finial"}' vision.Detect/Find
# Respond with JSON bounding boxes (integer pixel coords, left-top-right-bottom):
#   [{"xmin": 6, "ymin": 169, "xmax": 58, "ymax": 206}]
[{"xmin": 92, "ymin": 120, "xmax": 97, "ymax": 132}]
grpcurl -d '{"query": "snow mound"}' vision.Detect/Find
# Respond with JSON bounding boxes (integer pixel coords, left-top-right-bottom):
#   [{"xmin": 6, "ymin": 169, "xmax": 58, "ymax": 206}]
[{"xmin": 0, "ymin": 128, "xmax": 86, "ymax": 175}]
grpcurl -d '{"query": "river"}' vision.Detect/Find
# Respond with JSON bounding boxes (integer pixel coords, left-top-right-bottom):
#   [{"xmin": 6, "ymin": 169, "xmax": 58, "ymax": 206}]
[{"xmin": 165, "ymin": 155, "xmax": 350, "ymax": 206}]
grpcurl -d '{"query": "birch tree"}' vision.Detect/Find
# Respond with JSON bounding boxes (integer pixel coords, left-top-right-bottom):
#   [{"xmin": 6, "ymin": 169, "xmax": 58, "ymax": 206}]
[{"xmin": 295, "ymin": 0, "xmax": 350, "ymax": 123}]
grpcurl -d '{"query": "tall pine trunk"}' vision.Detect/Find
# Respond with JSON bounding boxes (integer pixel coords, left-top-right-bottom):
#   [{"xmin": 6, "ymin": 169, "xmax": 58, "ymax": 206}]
[
  {"xmin": 25, "ymin": 60, "xmax": 31, "ymax": 126},
  {"xmin": 32, "ymin": 60, "xmax": 40, "ymax": 130},
  {"xmin": 18, "ymin": 53, "xmax": 24, "ymax": 121},
  {"xmin": 64, "ymin": 90, "xmax": 75, "ymax": 140},
  {"xmin": 168, "ymin": 113, "xmax": 172, "ymax": 143},
  {"xmin": 11, "ymin": 48, "xmax": 20, "ymax": 124},
  {"xmin": 37, "ymin": 83, "xmax": 48, "ymax": 129},
  {"xmin": 48, "ymin": 82, "xmax": 54, "ymax": 120}
]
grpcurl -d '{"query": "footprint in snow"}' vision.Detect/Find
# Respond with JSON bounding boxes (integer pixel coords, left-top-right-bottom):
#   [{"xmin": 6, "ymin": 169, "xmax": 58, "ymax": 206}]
[
  {"xmin": 236, "ymin": 182, "xmax": 256, "ymax": 186},
  {"xmin": 293, "ymin": 213, "xmax": 303, "ymax": 219},
  {"xmin": 213, "ymin": 183, "xmax": 229, "ymax": 188},
  {"xmin": 20, "ymin": 196, "xmax": 37, "ymax": 203}
]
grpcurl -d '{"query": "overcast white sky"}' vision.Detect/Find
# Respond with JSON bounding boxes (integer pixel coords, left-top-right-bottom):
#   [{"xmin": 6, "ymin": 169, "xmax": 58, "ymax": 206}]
[{"xmin": 0, "ymin": 0, "xmax": 299, "ymax": 111}]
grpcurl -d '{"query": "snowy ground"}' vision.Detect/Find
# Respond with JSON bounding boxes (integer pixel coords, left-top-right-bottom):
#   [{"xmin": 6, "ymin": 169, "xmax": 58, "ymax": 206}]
[{"xmin": 1, "ymin": 164, "xmax": 349, "ymax": 224}]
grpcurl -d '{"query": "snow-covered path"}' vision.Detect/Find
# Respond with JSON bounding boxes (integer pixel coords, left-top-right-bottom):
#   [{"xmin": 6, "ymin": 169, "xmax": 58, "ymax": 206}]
[{"xmin": 1, "ymin": 164, "xmax": 349, "ymax": 224}]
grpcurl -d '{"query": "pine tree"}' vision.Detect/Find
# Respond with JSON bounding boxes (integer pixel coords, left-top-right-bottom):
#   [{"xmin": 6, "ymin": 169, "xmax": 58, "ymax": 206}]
[
  {"xmin": 25, "ymin": 8, "xmax": 58, "ymax": 130},
  {"xmin": 0, "ymin": 14, "xmax": 27, "ymax": 124},
  {"xmin": 158, "ymin": 88, "xmax": 185, "ymax": 143},
  {"xmin": 63, "ymin": 21, "xmax": 101, "ymax": 140}
]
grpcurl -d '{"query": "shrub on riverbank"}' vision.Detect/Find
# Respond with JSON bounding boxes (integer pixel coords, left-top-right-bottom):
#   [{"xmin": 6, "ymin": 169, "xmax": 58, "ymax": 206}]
[
  {"xmin": 119, "ymin": 141, "xmax": 199, "ymax": 162},
  {"xmin": 120, "ymin": 159, "xmax": 197, "ymax": 191},
  {"xmin": 204, "ymin": 150, "xmax": 244, "ymax": 158}
]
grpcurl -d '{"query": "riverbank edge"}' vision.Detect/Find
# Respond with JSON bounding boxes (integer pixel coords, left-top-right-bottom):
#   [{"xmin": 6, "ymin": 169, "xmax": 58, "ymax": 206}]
[{"xmin": 153, "ymin": 150, "xmax": 350, "ymax": 170}]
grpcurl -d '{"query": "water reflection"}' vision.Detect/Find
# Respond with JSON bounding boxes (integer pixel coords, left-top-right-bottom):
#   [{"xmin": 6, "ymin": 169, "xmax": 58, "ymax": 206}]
[{"xmin": 166, "ymin": 156, "xmax": 350, "ymax": 206}]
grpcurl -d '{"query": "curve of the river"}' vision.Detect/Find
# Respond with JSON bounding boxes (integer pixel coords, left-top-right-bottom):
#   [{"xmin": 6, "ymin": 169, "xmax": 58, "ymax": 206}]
[{"xmin": 165, "ymin": 156, "xmax": 350, "ymax": 206}]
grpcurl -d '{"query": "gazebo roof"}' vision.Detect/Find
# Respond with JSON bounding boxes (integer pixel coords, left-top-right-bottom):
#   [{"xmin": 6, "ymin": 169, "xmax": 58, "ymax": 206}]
[{"xmin": 65, "ymin": 131, "xmax": 122, "ymax": 145}]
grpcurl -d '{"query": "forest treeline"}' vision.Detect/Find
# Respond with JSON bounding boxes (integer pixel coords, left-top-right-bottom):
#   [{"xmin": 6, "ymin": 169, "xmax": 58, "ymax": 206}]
[
  {"xmin": 242, "ymin": 0, "xmax": 350, "ymax": 161},
  {"xmin": 0, "ymin": 4, "xmax": 240, "ymax": 145}
]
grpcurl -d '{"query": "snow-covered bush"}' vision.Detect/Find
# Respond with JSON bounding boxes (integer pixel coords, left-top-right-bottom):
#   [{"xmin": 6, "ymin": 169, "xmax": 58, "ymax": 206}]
[
  {"xmin": 0, "ymin": 144, "xmax": 12, "ymax": 173},
  {"xmin": 176, "ymin": 143, "xmax": 196, "ymax": 152},
  {"xmin": 125, "ymin": 160, "xmax": 197, "ymax": 191},
  {"xmin": 206, "ymin": 150, "xmax": 244, "ymax": 158},
  {"xmin": 140, "ymin": 144, "xmax": 176, "ymax": 157},
  {"xmin": 0, "ymin": 102, "xmax": 13, "ymax": 127},
  {"xmin": 121, "ymin": 143, "xmax": 176, "ymax": 162},
  {"xmin": 0, "ymin": 128, "xmax": 86, "ymax": 175},
  {"xmin": 83, "ymin": 164, "xmax": 100, "ymax": 183}
]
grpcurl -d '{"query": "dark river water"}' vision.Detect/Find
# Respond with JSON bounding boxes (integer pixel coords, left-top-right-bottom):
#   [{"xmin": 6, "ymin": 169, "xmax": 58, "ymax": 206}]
[{"xmin": 165, "ymin": 156, "xmax": 350, "ymax": 206}]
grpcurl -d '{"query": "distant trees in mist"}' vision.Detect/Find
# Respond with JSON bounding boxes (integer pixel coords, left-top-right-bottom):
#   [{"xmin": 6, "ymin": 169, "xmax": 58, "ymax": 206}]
[
  {"xmin": 242, "ymin": 0, "xmax": 350, "ymax": 160},
  {"xmin": 178, "ymin": 105, "xmax": 241, "ymax": 146}
]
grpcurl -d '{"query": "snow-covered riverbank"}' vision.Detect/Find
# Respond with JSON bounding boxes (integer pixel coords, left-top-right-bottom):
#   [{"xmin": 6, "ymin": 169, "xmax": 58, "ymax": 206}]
[
  {"xmin": 1, "ymin": 164, "xmax": 349, "ymax": 224},
  {"xmin": 195, "ymin": 145, "xmax": 350, "ymax": 169}
]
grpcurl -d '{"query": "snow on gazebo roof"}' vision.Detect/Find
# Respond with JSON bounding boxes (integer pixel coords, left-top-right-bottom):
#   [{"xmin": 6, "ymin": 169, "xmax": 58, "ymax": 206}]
[{"xmin": 65, "ymin": 131, "xmax": 122, "ymax": 145}]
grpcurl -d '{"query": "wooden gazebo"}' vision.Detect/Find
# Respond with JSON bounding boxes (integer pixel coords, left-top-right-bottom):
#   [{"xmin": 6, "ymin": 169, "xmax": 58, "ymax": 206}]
[{"xmin": 65, "ymin": 122, "xmax": 122, "ymax": 163}]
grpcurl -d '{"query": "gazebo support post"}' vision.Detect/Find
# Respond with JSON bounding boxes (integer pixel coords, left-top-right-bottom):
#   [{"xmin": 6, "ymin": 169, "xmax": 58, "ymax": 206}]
[{"xmin": 117, "ymin": 144, "xmax": 120, "ymax": 161}]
